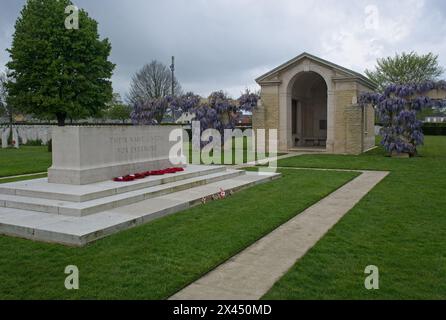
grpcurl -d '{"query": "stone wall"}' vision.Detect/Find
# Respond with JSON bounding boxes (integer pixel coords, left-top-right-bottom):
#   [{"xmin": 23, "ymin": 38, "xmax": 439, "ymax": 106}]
[
  {"xmin": 344, "ymin": 104, "xmax": 363, "ymax": 154},
  {"xmin": 263, "ymin": 86, "xmax": 280, "ymax": 135},
  {"xmin": 333, "ymin": 88, "xmax": 357, "ymax": 154},
  {"xmin": 253, "ymin": 85, "xmax": 280, "ymax": 150},
  {"xmin": 363, "ymin": 104, "xmax": 376, "ymax": 151},
  {"xmin": 334, "ymin": 82, "xmax": 376, "ymax": 154}
]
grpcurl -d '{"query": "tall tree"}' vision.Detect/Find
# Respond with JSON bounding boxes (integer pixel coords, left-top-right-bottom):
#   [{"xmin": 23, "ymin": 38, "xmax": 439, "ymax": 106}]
[
  {"xmin": 6, "ymin": 0, "xmax": 115, "ymax": 126},
  {"xmin": 365, "ymin": 52, "xmax": 444, "ymax": 92},
  {"xmin": 0, "ymin": 72, "xmax": 8, "ymax": 119},
  {"xmin": 106, "ymin": 93, "xmax": 131, "ymax": 123},
  {"xmin": 0, "ymin": 71, "xmax": 14, "ymax": 127},
  {"xmin": 127, "ymin": 60, "xmax": 182, "ymax": 105},
  {"xmin": 0, "ymin": 70, "xmax": 16, "ymax": 146}
]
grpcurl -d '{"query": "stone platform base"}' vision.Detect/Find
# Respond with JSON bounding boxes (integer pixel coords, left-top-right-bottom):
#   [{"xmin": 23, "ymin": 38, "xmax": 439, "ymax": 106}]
[
  {"xmin": 47, "ymin": 157, "xmax": 184, "ymax": 185},
  {"xmin": 0, "ymin": 165, "xmax": 280, "ymax": 246}
]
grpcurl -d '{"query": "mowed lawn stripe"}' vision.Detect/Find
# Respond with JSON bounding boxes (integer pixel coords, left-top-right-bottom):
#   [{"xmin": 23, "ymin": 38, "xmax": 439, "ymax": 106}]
[
  {"xmin": 0, "ymin": 168, "xmax": 357, "ymax": 299},
  {"xmin": 0, "ymin": 146, "xmax": 51, "ymax": 177},
  {"xmin": 264, "ymin": 136, "xmax": 446, "ymax": 299}
]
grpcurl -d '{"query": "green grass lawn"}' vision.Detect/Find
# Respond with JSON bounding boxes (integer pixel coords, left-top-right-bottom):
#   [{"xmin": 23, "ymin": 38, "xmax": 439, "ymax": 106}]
[
  {"xmin": 0, "ymin": 168, "xmax": 356, "ymax": 299},
  {"xmin": 0, "ymin": 146, "xmax": 51, "ymax": 177},
  {"xmin": 3, "ymin": 136, "xmax": 444, "ymax": 299},
  {"xmin": 185, "ymin": 137, "xmax": 285, "ymax": 165},
  {"xmin": 263, "ymin": 136, "xmax": 446, "ymax": 299}
]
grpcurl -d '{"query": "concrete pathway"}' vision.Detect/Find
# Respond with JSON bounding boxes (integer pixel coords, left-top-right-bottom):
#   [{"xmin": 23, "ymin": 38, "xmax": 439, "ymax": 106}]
[
  {"xmin": 0, "ymin": 172, "xmax": 46, "ymax": 181},
  {"xmin": 170, "ymin": 169, "xmax": 389, "ymax": 300},
  {"xmin": 232, "ymin": 152, "xmax": 309, "ymax": 169}
]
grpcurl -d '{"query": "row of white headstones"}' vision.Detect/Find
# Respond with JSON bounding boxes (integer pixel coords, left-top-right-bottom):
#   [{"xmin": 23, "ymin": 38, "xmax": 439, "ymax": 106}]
[
  {"xmin": 0, "ymin": 126, "xmax": 52, "ymax": 148},
  {"xmin": 1, "ymin": 127, "xmax": 19, "ymax": 148}
]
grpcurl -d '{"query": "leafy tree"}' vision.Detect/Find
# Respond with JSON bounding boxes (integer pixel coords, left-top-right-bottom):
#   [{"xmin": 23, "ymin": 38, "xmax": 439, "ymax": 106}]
[
  {"xmin": 0, "ymin": 71, "xmax": 14, "ymax": 139},
  {"xmin": 0, "ymin": 70, "xmax": 18, "ymax": 146},
  {"xmin": 0, "ymin": 72, "xmax": 10, "ymax": 120},
  {"xmin": 365, "ymin": 52, "xmax": 444, "ymax": 92},
  {"xmin": 106, "ymin": 93, "xmax": 131, "ymax": 123},
  {"xmin": 6, "ymin": 0, "xmax": 115, "ymax": 126},
  {"xmin": 127, "ymin": 60, "xmax": 182, "ymax": 106},
  {"xmin": 107, "ymin": 104, "xmax": 131, "ymax": 123}
]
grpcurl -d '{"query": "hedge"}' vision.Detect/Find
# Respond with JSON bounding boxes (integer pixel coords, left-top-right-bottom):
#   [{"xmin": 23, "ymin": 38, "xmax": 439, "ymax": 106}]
[{"xmin": 422, "ymin": 123, "xmax": 446, "ymax": 136}]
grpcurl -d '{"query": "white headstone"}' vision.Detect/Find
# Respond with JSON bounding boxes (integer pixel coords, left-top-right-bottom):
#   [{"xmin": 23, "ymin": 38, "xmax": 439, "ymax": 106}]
[
  {"xmin": 12, "ymin": 127, "xmax": 19, "ymax": 148},
  {"xmin": 1, "ymin": 127, "xmax": 10, "ymax": 148},
  {"xmin": 42, "ymin": 126, "xmax": 51, "ymax": 145},
  {"xmin": 17, "ymin": 127, "xmax": 26, "ymax": 144},
  {"xmin": 30, "ymin": 126, "xmax": 38, "ymax": 141}
]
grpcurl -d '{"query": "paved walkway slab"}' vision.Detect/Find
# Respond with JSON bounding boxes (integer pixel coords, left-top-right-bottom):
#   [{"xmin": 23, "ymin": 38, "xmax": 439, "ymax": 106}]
[
  {"xmin": 0, "ymin": 172, "xmax": 46, "ymax": 180},
  {"xmin": 170, "ymin": 169, "xmax": 389, "ymax": 300}
]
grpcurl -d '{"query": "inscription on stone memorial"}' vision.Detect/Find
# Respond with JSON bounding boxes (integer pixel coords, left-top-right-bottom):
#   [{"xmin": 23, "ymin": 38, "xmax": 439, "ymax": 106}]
[
  {"xmin": 111, "ymin": 136, "xmax": 157, "ymax": 155},
  {"xmin": 49, "ymin": 126, "xmax": 179, "ymax": 184}
]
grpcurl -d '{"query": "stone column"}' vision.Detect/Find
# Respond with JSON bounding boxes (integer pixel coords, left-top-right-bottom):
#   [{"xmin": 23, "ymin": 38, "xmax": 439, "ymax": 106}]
[
  {"xmin": 252, "ymin": 99, "xmax": 264, "ymax": 153},
  {"xmin": 279, "ymin": 91, "xmax": 292, "ymax": 151},
  {"xmin": 345, "ymin": 104, "xmax": 363, "ymax": 155},
  {"xmin": 326, "ymin": 90, "xmax": 336, "ymax": 153},
  {"xmin": 260, "ymin": 84, "xmax": 281, "ymax": 153},
  {"xmin": 297, "ymin": 101, "xmax": 303, "ymax": 146}
]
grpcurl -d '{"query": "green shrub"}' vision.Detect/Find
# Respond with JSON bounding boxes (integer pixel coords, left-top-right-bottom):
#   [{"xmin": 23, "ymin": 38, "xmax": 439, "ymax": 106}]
[
  {"xmin": 24, "ymin": 139, "xmax": 43, "ymax": 146},
  {"xmin": 47, "ymin": 139, "xmax": 52, "ymax": 152},
  {"xmin": 422, "ymin": 123, "xmax": 446, "ymax": 136}
]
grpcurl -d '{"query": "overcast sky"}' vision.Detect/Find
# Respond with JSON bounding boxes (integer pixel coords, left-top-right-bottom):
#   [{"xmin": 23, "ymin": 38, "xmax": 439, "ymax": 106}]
[{"xmin": 1, "ymin": 0, "xmax": 446, "ymax": 99}]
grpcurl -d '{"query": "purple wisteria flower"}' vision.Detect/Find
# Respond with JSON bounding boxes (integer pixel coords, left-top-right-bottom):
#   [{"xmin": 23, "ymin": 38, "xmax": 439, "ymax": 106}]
[
  {"xmin": 131, "ymin": 89, "xmax": 260, "ymax": 149},
  {"xmin": 359, "ymin": 81, "xmax": 446, "ymax": 156}
]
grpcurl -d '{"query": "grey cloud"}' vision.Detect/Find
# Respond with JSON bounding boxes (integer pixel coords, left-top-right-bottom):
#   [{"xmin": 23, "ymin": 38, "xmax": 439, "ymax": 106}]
[{"xmin": 1, "ymin": 0, "xmax": 446, "ymax": 98}]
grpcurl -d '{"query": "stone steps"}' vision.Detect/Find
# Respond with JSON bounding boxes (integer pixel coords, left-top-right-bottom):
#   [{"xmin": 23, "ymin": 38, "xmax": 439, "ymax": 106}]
[
  {"xmin": 0, "ymin": 171, "xmax": 281, "ymax": 246},
  {"xmin": 0, "ymin": 169, "xmax": 245, "ymax": 217},
  {"xmin": 0, "ymin": 165, "xmax": 226, "ymax": 202}
]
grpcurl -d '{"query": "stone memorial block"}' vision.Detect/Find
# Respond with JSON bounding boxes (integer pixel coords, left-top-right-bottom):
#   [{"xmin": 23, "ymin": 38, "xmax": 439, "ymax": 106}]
[{"xmin": 48, "ymin": 125, "xmax": 186, "ymax": 185}]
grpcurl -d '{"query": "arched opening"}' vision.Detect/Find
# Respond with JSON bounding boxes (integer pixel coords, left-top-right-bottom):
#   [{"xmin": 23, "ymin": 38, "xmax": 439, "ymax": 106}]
[{"xmin": 290, "ymin": 71, "xmax": 327, "ymax": 149}]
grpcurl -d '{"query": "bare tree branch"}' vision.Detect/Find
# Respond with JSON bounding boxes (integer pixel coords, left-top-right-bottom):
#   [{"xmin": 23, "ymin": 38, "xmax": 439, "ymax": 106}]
[{"xmin": 127, "ymin": 60, "xmax": 182, "ymax": 105}]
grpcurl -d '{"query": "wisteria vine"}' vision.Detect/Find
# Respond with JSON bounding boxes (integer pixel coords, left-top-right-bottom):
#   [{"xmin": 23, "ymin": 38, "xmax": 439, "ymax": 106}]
[
  {"xmin": 359, "ymin": 81, "xmax": 446, "ymax": 156},
  {"xmin": 131, "ymin": 89, "xmax": 259, "ymax": 147}
]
